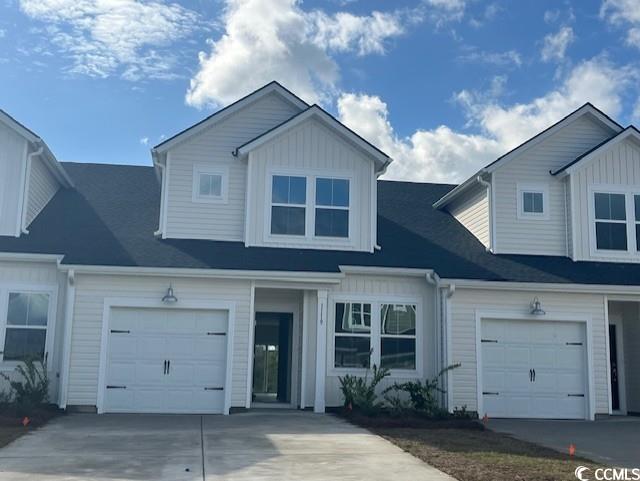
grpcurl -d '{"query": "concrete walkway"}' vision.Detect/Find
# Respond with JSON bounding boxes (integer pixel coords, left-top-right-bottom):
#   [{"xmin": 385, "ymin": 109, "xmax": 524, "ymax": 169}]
[
  {"xmin": 0, "ymin": 411, "xmax": 454, "ymax": 480},
  {"xmin": 490, "ymin": 417, "xmax": 640, "ymax": 468}
]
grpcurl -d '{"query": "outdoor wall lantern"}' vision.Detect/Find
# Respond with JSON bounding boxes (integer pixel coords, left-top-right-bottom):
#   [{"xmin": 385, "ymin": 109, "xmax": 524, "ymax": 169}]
[
  {"xmin": 162, "ymin": 284, "xmax": 178, "ymax": 304},
  {"xmin": 529, "ymin": 297, "xmax": 545, "ymax": 315}
]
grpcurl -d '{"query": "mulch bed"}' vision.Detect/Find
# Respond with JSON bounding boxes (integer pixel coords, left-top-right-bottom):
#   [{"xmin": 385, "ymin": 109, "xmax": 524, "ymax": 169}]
[{"xmin": 0, "ymin": 405, "xmax": 62, "ymax": 449}]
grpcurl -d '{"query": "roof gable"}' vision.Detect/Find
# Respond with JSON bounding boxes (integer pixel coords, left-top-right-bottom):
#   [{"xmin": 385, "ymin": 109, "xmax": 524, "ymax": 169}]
[
  {"xmin": 551, "ymin": 126, "xmax": 640, "ymax": 176},
  {"xmin": 233, "ymin": 105, "xmax": 391, "ymax": 172},
  {"xmin": 434, "ymin": 103, "xmax": 623, "ymax": 208},
  {"xmin": 152, "ymin": 82, "xmax": 309, "ymax": 155}
]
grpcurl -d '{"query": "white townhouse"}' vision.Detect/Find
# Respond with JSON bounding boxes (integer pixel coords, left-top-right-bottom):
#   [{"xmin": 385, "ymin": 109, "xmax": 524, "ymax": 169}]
[{"xmin": 0, "ymin": 82, "xmax": 639, "ymax": 420}]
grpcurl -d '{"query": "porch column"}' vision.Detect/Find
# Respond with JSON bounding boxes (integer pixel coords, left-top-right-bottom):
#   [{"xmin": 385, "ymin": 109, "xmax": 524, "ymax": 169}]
[{"xmin": 314, "ymin": 289, "xmax": 328, "ymax": 413}]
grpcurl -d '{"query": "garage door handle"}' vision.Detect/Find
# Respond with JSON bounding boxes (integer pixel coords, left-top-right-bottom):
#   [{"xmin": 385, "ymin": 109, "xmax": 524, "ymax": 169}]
[
  {"xmin": 163, "ymin": 360, "xmax": 167, "ymax": 375},
  {"xmin": 568, "ymin": 394, "xmax": 585, "ymax": 397},
  {"xmin": 204, "ymin": 387, "xmax": 224, "ymax": 391},
  {"xmin": 207, "ymin": 332, "xmax": 226, "ymax": 336},
  {"xmin": 482, "ymin": 392, "xmax": 499, "ymax": 396},
  {"xmin": 532, "ymin": 369, "xmax": 536, "ymax": 382},
  {"xmin": 106, "ymin": 385, "xmax": 127, "ymax": 389},
  {"xmin": 167, "ymin": 360, "xmax": 170, "ymax": 374},
  {"xmin": 110, "ymin": 330, "xmax": 130, "ymax": 334}
]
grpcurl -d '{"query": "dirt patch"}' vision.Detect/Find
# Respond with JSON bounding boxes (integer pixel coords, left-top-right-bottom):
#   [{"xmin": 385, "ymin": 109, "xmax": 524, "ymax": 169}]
[
  {"xmin": 0, "ymin": 405, "xmax": 61, "ymax": 449},
  {"xmin": 340, "ymin": 413, "xmax": 602, "ymax": 481}
]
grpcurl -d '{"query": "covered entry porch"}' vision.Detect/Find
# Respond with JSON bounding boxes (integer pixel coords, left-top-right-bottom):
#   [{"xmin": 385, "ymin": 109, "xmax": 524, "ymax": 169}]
[{"xmin": 607, "ymin": 301, "xmax": 640, "ymax": 415}]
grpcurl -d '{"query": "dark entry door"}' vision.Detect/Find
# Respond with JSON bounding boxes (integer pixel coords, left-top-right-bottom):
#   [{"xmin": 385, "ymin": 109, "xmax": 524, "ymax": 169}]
[
  {"xmin": 253, "ymin": 312, "xmax": 293, "ymax": 403},
  {"xmin": 609, "ymin": 325, "xmax": 620, "ymax": 411}
]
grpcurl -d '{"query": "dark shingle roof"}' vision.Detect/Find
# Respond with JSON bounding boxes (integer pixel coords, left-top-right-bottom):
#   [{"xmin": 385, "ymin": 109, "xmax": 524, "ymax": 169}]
[{"xmin": 1, "ymin": 162, "xmax": 640, "ymax": 285}]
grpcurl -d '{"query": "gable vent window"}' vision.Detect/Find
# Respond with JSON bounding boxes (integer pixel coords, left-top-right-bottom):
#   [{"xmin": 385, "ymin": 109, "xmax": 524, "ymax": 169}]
[
  {"xmin": 523, "ymin": 192, "xmax": 543, "ymax": 214},
  {"xmin": 192, "ymin": 166, "xmax": 228, "ymax": 203},
  {"xmin": 315, "ymin": 178, "xmax": 349, "ymax": 238},
  {"xmin": 517, "ymin": 183, "xmax": 548, "ymax": 220},
  {"xmin": 271, "ymin": 175, "xmax": 306, "ymax": 236},
  {"xmin": 594, "ymin": 193, "xmax": 627, "ymax": 251},
  {"xmin": 199, "ymin": 173, "xmax": 222, "ymax": 198}
]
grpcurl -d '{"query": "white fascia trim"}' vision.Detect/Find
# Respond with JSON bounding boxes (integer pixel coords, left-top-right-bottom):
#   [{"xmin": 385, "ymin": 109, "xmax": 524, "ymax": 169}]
[
  {"xmin": 235, "ymin": 106, "xmax": 391, "ymax": 171},
  {"xmin": 339, "ymin": 265, "xmax": 434, "ymax": 277},
  {"xmin": 0, "ymin": 252, "xmax": 63, "ymax": 263},
  {"xmin": 434, "ymin": 105, "xmax": 622, "ymax": 209},
  {"xmin": 41, "ymin": 144, "xmax": 73, "ymax": 188},
  {"xmin": 441, "ymin": 278, "xmax": 640, "ymax": 295},
  {"xmin": 58, "ymin": 264, "xmax": 345, "ymax": 283},
  {"xmin": 151, "ymin": 83, "xmax": 308, "ymax": 155}
]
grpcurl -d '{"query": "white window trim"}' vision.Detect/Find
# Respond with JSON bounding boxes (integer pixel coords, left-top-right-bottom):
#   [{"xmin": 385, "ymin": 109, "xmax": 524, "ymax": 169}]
[
  {"xmin": 588, "ymin": 185, "xmax": 639, "ymax": 259},
  {"xmin": 264, "ymin": 168, "xmax": 355, "ymax": 246},
  {"xmin": 516, "ymin": 182, "xmax": 549, "ymax": 220},
  {"xmin": 192, "ymin": 165, "xmax": 229, "ymax": 204},
  {"xmin": 0, "ymin": 283, "xmax": 58, "ymax": 372},
  {"xmin": 328, "ymin": 294, "xmax": 423, "ymax": 378}
]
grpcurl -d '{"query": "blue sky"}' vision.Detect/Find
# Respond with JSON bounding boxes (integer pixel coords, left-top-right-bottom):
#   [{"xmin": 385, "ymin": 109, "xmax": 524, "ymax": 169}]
[{"xmin": 1, "ymin": 0, "xmax": 640, "ymax": 182}]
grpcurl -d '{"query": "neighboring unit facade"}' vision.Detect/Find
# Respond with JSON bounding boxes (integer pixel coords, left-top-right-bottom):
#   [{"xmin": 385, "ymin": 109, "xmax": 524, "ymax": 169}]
[{"xmin": 1, "ymin": 83, "xmax": 639, "ymax": 420}]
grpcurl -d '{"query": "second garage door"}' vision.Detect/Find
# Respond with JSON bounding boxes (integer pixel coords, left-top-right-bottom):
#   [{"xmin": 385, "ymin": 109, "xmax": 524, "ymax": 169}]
[
  {"xmin": 481, "ymin": 319, "xmax": 587, "ymax": 419},
  {"xmin": 103, "ymin": 307, "xmax": 229, "ymax": 414}
]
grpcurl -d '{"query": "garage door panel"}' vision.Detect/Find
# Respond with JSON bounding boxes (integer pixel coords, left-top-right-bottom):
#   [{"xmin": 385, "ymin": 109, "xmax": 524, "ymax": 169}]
[
  {"xmin": 104, "ymin": 307, "xmax": 229, "ymax": 414},
  {"xmin": 481, "ymin": 319, "xmax": 587, "ymax": 420}
]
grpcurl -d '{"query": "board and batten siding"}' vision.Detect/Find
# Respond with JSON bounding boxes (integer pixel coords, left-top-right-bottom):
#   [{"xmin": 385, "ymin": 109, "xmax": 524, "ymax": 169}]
[
  {"xmin": 246, "ymin": 118, "xmax": 375, "ymax": 252},
  {"xmin": 25, "ymin": 156, "xmax": 60, "ymax": 227},
  {"xmin": 0, "ymin": 260, "xmax": 66, "ymax": 402},
  {"xmin": 324, "ymin": 274, "xmax": 436, "ymax": 407},
  {"xmin": 0, "ymin": 122, "xmax": 27, "ymax": 236},
  {"xmin": 447, "ymin": 183, "xmax": 490, "ymax": 248},
  {"xmin": 571, "ymin": 137, "xmax": 640, "ymax": 262},
  {"xmin": 164, "ymin": 93, "xmax": 301, "ymax": 241},
  {"xmin": 493, "ymin": 115, "xmax": 612, "ymax": 256},
  {"xmin": 66, "ymin": 274, "xmax": 252, "ymax": 408},
  {"xmin": 449, "ymin": 288, "xmax": 609, "ymax": 415}
]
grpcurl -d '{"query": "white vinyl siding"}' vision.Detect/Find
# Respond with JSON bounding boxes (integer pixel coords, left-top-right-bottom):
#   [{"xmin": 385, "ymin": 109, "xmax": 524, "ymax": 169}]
[
  {"xmin": 493, "ymin": 115, "xmax": 613, "ymax": 256},
  {"xmin": 163, "ymin": 93, "xmax": 300, "ymax": 241},
  {"xmin": 245, "ymin": 118, "xmax": 375, "ymax": 252},
  {"xmin": 0, "ymin": 122, "xmax": 27, "ymax": 236},
  {"xmin": 572, "ymin": 137, "xmax": 640, "ymax": 262},
  {"xmin": 447, "ymin": 183, "xmax": 490, "ymax": 248},
  {"xmin": 324, "ymin": 274, "xmax": 436, "ymax": 407},
  {"xmin": 26, "ymin": 156, "xmax": 60, "ymax": 227},
  {"xmin": 449, "ymin": 288, "xmax": 609, "ymax": 416},
  {"xmin": 67, "ymin": 274, "xmax": 251, "ymax": 408}
]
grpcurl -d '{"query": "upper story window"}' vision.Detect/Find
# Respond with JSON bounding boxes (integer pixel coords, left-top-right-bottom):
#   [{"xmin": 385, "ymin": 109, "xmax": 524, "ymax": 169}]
[
  {"xmin": 2, "ymin": 292, "xmax": 49, "ymax": 361},
  {"xmin": 315, "ymin": 178, "xmax": 349, "ymax": 238},
  {"xmin": 271, "ymin": 175, "xmax": 306, "ymax": 236},
  {"xmin": 517, "ymin": 183, "xmax": 548, "ymax": 219},
  {"xmin": 594, "ymin": 192, "xmax": 627, "ymax": 251},
  {"xmin": 192, "ymin": 165, "xmax": 228, "ymax": 203}
]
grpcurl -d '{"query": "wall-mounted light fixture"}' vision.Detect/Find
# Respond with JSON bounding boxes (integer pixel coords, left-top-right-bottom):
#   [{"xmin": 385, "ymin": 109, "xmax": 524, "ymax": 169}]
[
  {"xmin": 162, "ymin": 284, "xmax": 178, "ymax": 304},
  {"xmin": 529, "ymin": 297, "xmax": 545, "ymax": 315}
]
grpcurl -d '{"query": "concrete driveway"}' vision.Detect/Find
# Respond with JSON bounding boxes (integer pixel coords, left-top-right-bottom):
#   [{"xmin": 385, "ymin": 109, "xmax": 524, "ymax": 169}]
[
  {"xmin": 0, "ymin": 411, "xmax": 453, "ymax": 481},
  {"xmin": 490, "ymin": 417, "xmax": 640, "ymax": 468}
]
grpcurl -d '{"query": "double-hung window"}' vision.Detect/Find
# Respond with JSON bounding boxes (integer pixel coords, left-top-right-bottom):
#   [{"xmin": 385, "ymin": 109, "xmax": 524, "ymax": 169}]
[
  {"xmin": 2, "ymin": 292, "xmax": 50, "ymax": 361},
  {"xmin": 380, "ymin": 304, "xmax": 416, "ymax": 370},
  {"xmin": 271, "ymin": 175, "xmax": 307, "ymax": 236},
  {"xmin": 517, "ymin": 183, "xmax": 547, "ymax": 219},
  {"xmin": 334, "ymin": 302, "xmax": 371, "ymax": 368},
  {"xmin": 315, "ymin": 178, "xmax": 349, "ymax": 238},
  {"xmin": 594, "ymin": 192, "xmax": 627, "ymax": 251}
]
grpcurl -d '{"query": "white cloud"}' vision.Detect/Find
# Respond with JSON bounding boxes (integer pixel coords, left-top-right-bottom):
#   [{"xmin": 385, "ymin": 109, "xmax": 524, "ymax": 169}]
[
  {"xmin": 19, "ymin": 0, "xmax": 199, "ymax": 79},
  {"xmin": 140, "ymin": 137, "xmax": 149, "ymax": 146},
  {"xmin": 458, "ymin": 49, "xmax": 522, "ymax": 67},
  {"xmin": 186, "ymin": 0, "xmax": 411, "ymax": 108},
  {"xmin": 541, "ymin": 26, "xmax": 574, "ymax": 62},
  {"xmin": 0, "ymin": 29, "xmax": 5, "ymax": 38},
  {"xmin": 338, "ymin": 58, "xmax": 636, "ymax": 183},
  {"xmin": 601, "ymin": 0, "xmax": 640, "ymax": 48}
]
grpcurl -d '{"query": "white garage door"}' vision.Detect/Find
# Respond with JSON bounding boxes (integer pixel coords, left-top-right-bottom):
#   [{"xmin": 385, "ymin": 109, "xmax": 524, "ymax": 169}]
[
  {"xmin": 481, "ymin": 319, "xmax": 587, "ymax": 419},
  {"xmin": 103, "ymin": 307, "xmax": 229, "ymax": 414}
]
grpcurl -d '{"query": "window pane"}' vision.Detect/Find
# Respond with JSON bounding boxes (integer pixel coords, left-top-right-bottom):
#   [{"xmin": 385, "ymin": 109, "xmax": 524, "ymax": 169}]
[
  {"xmin": 272, "ymin": 176, "xmax": 289, "ymax": 203},
  {"xmin": 271, "ymin": 206, "xmax": 305, "ymax": 235},
  {"xmin": 381, "ymin": 338, "xmax": 416, "ymax": 370},
  {"xmin": 315, "ymin": 209, "xmax": 348, "ymax": 237},
  {"xmin": 209, "ymin": 175, "xmax": 222, "ymax": 197},
  {"xmin": 316, "ymin": 178, "xmax": 332, "ymax": 206},
  {"xmin": 28, "ymin": 294, "xmax": 49, "ymax": 326},
  {"xmin": 532, "ymin": 193, "xmax": 543, "ymax": 213},
  {"xmin": 523, "ymin": 192, "xmax": 533, "ymax": 213},
  {"xmin": 199, "ymin": 174, "xmax": 211, "ymax": 196},
  {"xmin": 595, "ymin": 193, "xmax": 626, "ymax": 220},
  {"xmin": 333, "ymin": 179, "xmax": 349, "ymax": 207},
  {"xmin": 7, "ymin": 293, "xmax": 28, "ymax": 326},
  {"xmin": 596, "ymin": 222, "xmax": 627, "ymax": 250},
  {"xmin": 635, "ymin": 195, "xmax": 640, "ymax": 222},
  {"xmin": 3, "ymin": 328, "xmax": 46, "ymax": 361},
  {"xmin": 335, "ymin": 303, "xmax": 371, "ymax": 334},
  {"xmin": 289, "ymin": 176, "xmax": 306, "ymax": 205},
  {"xmin": 335, "ymin": 336, "xmax": 370, "ymax": 368},
  {"xmin": 381, "ymin": 304, "xmax": 416, "ymax": 335}
]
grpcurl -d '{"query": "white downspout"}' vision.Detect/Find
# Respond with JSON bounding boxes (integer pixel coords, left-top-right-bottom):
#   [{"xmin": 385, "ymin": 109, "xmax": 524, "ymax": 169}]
[
  {"xmin": 20, "ymin": 144, "xmax": 44, "ymax": 235},
  {"xmin": 476, "ymin": 175, "xmax": 492, "ymax": 252},
  {"xmin": 153, "ymin": 158, "xmax": 166, "ymax": 238}
]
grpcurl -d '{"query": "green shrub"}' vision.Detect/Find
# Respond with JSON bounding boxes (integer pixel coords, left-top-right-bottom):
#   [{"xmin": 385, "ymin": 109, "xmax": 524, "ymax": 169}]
[
  {"xmin": 0, "ymin": 356, "xmax": 49, "ymax": 416},
  {"xmin": 384, "ymin": 363, "xmax": 460, "ymax": 418},
  {"xmin": 339, "ymin": 364, "xmax": 390, "ymax": 416}
]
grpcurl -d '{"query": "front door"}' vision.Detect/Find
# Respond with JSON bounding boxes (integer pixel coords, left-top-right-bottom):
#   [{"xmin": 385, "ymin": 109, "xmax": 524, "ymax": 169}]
[
  {"xmin": 252, "ymin": 312, "xmax": 292, "ymax": 404},
  {"xmin": 609, "ymin": 325, "xmax": 620, "ymax": 411}
]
